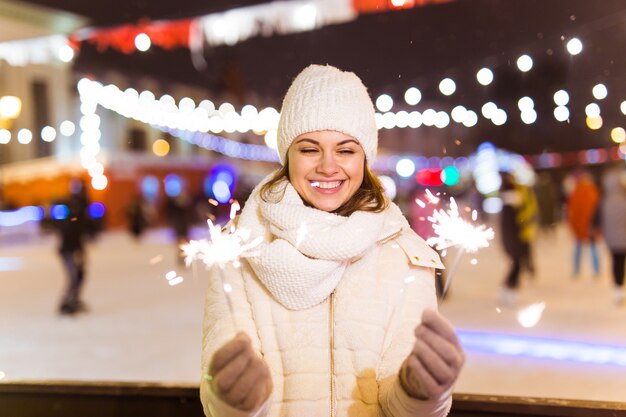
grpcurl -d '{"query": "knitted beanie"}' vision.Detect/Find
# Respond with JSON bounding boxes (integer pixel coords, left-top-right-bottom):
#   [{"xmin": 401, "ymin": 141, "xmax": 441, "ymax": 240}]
[{"xmin": 276, "ymin": 64, "xmax": 378, "ymax": 165}]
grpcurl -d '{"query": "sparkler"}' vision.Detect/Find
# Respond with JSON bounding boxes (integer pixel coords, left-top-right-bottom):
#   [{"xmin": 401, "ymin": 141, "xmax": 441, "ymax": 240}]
[
  {"xmin": 426, "ymin": 196, "xmax": 494, "ymax": 300},
  {"xmin": 181, "ymin": 202, "xmax": 262, "ymax": 330}
]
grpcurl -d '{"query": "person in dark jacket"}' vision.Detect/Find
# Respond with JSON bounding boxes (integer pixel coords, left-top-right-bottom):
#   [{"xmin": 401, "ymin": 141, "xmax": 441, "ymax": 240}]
[
  {"xmin": 57, "ymin": 180, "xmax": 90, "ymax": 315},
  {"xmin": 499, "ymin": 173, "xmax": 527, "ymax": 305}
]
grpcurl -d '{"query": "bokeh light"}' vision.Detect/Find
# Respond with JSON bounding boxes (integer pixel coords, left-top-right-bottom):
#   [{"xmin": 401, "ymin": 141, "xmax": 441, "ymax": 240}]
[
  {"xmin": 586, "ymin": 116, "xmax": 603, "ymax": 130},
  {"xmin": 611, "ymin": 127, "xmax": 625, "ymax": 144},
  {"xmin": 592, "ymin": 83, "xmax": 608, "ymax": 100},
  {"xmin": 376, "ymin": 94, "xmax": 393, "ymax": 112},
  {"xmin": 516, "ymin": 54, "xmax": 533, "ymax": 72},
  {"xmin": 153, "ymin": 139, "xmax": 170, "ymax": 157},
  {"xmin": 396, "ymin": 158, "xmax": 416, "ymax": 178},
  {"xmin": 441, "ymin": 166, "xmax": 460, "ymax": 186},
  {"xmin": 566, "ymin": 38, "xmax": 583, "ymax": 55},
  {"xmin": 553, "ymin": 90, "xmax": 569, "ymax": 106},
  {"xmin": 404, "ymin": 87, "xmax": 422, "ymax": 105},
  {"xmin": 439, "ymin": 78, "xmax": 456, "ymax": 96},
  {"xmin": 135, "ymin": 33, "xmax": 151, "ymax": 51},
  {"xmin": 164, "ymin": 174, "xmax": 183, "ymax": 197},
  {"xmin": 476, "ymin": 68, "xmax": 494, "ymax": 86}
]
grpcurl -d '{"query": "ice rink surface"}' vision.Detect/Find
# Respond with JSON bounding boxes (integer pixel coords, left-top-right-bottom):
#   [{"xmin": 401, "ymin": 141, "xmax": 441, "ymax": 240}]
[{"xmin": 1, "ymin": 223, "xmax": 625, "ymax": 402}]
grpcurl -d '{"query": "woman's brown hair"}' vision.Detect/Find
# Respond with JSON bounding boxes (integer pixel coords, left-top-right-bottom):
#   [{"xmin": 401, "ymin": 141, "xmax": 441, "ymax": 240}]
[{"xmin": 259, "ymin": 158, "xmax": 388, "ymax": 217}]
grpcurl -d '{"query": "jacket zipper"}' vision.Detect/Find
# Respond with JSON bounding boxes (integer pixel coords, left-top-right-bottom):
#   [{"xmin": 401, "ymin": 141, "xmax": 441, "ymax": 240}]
[{"xmin": 329, "ymin": 291, "xmax": 336, "ymax": 417}]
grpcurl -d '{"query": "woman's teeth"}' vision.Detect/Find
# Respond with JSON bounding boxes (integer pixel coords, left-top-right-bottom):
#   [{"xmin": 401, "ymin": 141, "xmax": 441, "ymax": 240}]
[{"xmin": 310, "ymin": 181, "xmax": 342, "ymax": 189}]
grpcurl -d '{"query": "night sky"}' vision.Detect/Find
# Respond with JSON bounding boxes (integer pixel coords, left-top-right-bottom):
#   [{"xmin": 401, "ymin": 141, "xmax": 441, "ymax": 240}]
[{"xmin": 18, "ymin": 0, "xmax": 626, "ymax": 157}]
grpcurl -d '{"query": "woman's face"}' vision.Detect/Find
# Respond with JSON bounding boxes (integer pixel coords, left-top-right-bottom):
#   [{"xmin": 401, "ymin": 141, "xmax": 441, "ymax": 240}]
[{"xmin": 287, "ymin": 130, "xmax": 365, "ymax": 213}]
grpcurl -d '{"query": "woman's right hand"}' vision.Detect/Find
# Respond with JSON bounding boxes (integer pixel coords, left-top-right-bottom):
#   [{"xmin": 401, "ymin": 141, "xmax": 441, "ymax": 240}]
[{"xmin": 209, "ymin": 332, "xmax": 273, "ymax": 411}]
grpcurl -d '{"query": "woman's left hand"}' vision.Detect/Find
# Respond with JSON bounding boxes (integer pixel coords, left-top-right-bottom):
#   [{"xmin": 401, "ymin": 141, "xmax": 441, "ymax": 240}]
[{"xmin": 399, "ymin": 308, "xmax": 465, "ymax": 400}]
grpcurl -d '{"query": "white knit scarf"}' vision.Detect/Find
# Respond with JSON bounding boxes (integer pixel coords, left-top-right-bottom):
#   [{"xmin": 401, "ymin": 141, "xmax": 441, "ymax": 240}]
[{"xmin": 238, "ymin": 174, "xmax": 409, "ymax": 310}]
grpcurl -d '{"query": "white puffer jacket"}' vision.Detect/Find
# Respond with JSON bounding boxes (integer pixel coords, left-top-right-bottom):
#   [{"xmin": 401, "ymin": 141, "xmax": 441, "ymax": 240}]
[{"xmin": 200, "ymin": 182, "xmax": 451, "ymax": 417}]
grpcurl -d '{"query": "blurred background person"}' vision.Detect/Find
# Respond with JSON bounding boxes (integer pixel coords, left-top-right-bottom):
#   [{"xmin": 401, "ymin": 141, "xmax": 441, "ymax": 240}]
[
  {"xmin": 516, "ymin": 175, "xmax": 538, "ymax": 277},
  {"xmin": 566, "ymin": 170, "xmax": 601, "ymax": 277},
  {"xmin": 498, "ymin": 173, "xmax": 527, "ymax": 306},
  {"xmin": 600, "ymin": 166, "xmax": 626, "ymax": 306},
  {"xmin": 125, "ymin": 193, "xmax": 150, "ymax": 242},
  {"xmin": 57, "ymin": 179, "xmax": 90, "ymax": 315},
  {"xmin": 535, "ymin": 171, "xmax": 559, "ymax": 235},
  {"xmin": 164, "ymin": 191, "xmax": 192, "ymax": 263}
]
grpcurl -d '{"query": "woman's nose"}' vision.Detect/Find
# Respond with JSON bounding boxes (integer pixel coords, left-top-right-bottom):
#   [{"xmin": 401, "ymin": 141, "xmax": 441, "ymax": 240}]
[{"xmin": 317, "ymin": 153, "xmax": 339, "ymax": 175}]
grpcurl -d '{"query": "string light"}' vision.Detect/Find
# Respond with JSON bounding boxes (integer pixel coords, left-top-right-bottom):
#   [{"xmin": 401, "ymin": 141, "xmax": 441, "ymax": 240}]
[{"xmin": 566, "ymin": 37, "xmax": 583, "ymax": 55}]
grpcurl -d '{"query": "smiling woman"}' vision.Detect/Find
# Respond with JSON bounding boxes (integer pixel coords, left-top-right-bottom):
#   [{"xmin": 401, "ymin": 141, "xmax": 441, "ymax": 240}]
[{"xmin": 199, "ymin": 64, "xmax": 461, "ymax": 417}]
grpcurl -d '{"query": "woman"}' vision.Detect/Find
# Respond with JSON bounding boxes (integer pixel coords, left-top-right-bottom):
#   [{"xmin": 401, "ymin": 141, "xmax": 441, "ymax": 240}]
[
  {"xmin": 566, "ymin": 171, "xmax": 601, "ymax": 276},
  {"xmin": 201, "ymin": 64, "xmax": 464, "ymax": 417}
]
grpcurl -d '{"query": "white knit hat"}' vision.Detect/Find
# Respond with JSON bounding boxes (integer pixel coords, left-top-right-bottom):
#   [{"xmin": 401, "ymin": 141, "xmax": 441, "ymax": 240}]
[{"xmin": 276, "ymin": 64, "xmax": 378, "ymax": 165}]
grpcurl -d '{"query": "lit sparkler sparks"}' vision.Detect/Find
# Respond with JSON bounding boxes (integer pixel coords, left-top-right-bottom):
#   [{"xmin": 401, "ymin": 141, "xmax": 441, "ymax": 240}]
[
  {"xmin": 517, "ymin": 302, "xmax": 546, "ymax": 328},
  {"xmin": 426, "ymin": 196, "xmax": 495, "ymax": 300},
  {"xmin": 426, "ymin": 197, "xmax": 494, "ymax": 253},
  {"xmin": 180, "ymin": 203, "xmax": 262, "ymax": 330}
]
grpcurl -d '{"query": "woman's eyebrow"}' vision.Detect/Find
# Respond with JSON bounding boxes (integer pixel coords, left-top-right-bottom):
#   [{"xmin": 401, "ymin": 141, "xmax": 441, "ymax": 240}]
[
  {"xmin": 293, "ymin": 138, "xmax": 359, "ymax": 145},
  {"xmin": 294, "ymin": 138, "xmax": 319, "ymax": 145}
]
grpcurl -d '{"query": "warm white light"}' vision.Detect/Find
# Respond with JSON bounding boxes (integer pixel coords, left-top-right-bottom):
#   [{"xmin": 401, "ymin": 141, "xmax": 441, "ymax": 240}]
[
  {"xmin": 492, "ymin": 109, "xmax": 507, "ymax": 126},
  {"xmin": 0, "ymin": 96, "xmax": 22, "ymax": 119},
  {"xmin": 451, "ymin": 105, "xmax": 467, "ymax": 123},
  {"xmin": 396, "ymin": 158, "xmax": 416, "ymax": 178},
  {"xmin": 476, "ymin": 68, "xmax": 493, "ymax": 86},
  {"xmin": 611, "ymin": 127, "xmax": 625, "ymax": 144},
  {"xmin": 0, "ymin": 129, "xmax": 10, "ymax": 144},
  {"xmin": 219, "ymin": 102, "xmax": 236, "ymax": 116},
  {"xmin": 621, "ymin": 101, "xmax": 626, "ymax": 115},
  {"xmin": 80, "ymin": 114, "xmax": 101, "ymax": 132},
  {"xmin": 58, "ymin": 44, "xmax": 75, "ymax": 62},
  {"xmin": 382, "ymin": 112, "xmax": 396, "ymax": 129},
  {"xmin": 395, "ymin": 111, "xmax": 409, "ymax": 128},
  {"xmin": 434, "ymin": 111, "xmax": 450, "ymax": 128},
  {"xmin": 376, "ymin": 94, "xmax": 393, "ymax": 112},
  {"xmin": 199, "ymin": 99, "xmax": 215, "ymax": 114},
  {"xmin": 585, "ymin": 103, "xmax": 601, "ymax": 118},
  {"xmin": 586, "ymin": 116, "xmax": 603, "ymax": 130},
  {"xmin": 439, "ymin": 78, "xmax": 456, "ymax": 96},
  {"xmin": 481, "ymin": 102, "xmax": 497, "ymax": 119},
  {"xmin": 264, "ymin": 130, "xmax": 277, "ymax": 149},
  {"xmin": 404, "ymin": 87, "xmax": 422, "ymax": 105},
  {"xmin": 292, "ymin": 4, "xmax": 317, "ymax": 31},
  {"xmin": 518, "ymin": 96, "xmax": 534, "ymax": 112},
  {"xmin": 60, "ymin": 120, "xmax": 76, "ymax": 136},
  {"xmin": 408, "ymin": 111, "xmax": 422, "ymax": 128},
  {"xmin": 17, "ymin": 128, "xmax": 32, "ymax": 144},
  {"xmin": 592, "ymin": 83, "xmax": 608, "ymax": 100},
  {"xmin": 521, "ymin": 110, "xmax": 537, "ymax": 124},
  {"xmin": 462, "ymin": 110, "xmax": 478, "ymax": 127},
  {"xmin": 422, "ymin": 109, "xmax": 436, "ymax": 126},
  {"xmin": 88, "ymin": 162, "xmax": 105, "ymax": 177},
  {"xmin": 91, "ymin": 175, "xmax": 108, "ymax": 190},
  {"xmin": 135, "ymin": 33, "xmax": 151, "ymax": 52},
  {"xmin": 553, "ymin": 106, "xmax": 569, "ymax": 122},
  {"xmin": 566, "ymin": 38, "xmax": 583, "ymax": 55},
  {"xmin": 41, "ymin": 126, "xmax": 56, "ymax": 142},
  {"xmin": 178, "ymin": 97, "xmax": 196, "ymax": 113},
  {"xmin": 553, "ymin": 90, "xmax": 569, "ymax": 106},
  {"xmin": 516, "ymin": 54, "xmax": 533, "ymax": 72}
]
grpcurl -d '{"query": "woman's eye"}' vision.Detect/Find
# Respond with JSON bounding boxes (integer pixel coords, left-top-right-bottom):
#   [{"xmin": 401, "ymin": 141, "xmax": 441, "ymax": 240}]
[
  {"xmin": 300, "ymin": 148, "xmax": 318, "ymax": 153},
  {"xmin": 339, "ymin": 149, "xmax": 356, "ymax": 154}
]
